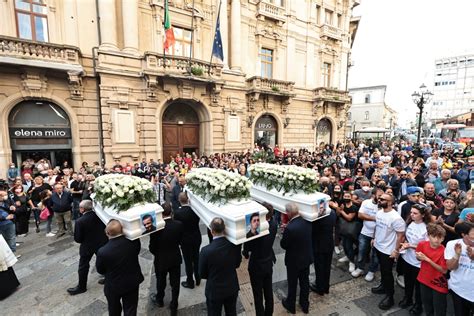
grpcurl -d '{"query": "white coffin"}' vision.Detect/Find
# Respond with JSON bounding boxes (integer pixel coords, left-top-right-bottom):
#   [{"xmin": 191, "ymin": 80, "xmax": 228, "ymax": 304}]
[
  {"xmin": 93, "ymin": 200, "xmax": 165, "ymax": 240},
  {"xmin": 186, "ymin": 189, "xmax": 269, "ymax": 245},
  {"xmin": 250, "ymin": 185, "xmax": 331, "ymax": 222}
]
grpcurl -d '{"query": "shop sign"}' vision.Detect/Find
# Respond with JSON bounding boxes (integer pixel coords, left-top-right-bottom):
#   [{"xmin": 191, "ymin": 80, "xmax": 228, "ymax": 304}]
[
  {"xmin": 255, "ymin": 116, "xmax": 276, "ymax": 130},
  {"xmin": 9, "ymin": 127, "xmax": 71, "ymax": 138}
]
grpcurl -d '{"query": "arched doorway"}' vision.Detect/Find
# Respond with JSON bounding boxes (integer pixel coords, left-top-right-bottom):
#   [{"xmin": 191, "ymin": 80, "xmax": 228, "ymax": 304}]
[
  {"xmin": 316, "ymin": 118, "xmax": 333, "ymax": 145},
  {"xmin": 8, "ymin": 100, "xmax": 73, "ymax": 169},
  {"xmin": 162, "ymin": 102, "xmax": 200, "ymax": 163},
  {"xmin": 254, "ymin": 115, "xmax": 278, "ymax": 148}
]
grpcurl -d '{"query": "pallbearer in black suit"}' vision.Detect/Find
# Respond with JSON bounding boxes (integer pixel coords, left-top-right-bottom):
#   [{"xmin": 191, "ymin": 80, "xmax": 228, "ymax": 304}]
[
  {"xmin": 174, "ymin": 192, "xmax": 202, "ymax": 289},
  {"xmin": 96, "ymin": 220, "xmax": 144, "ymax": 316},
  {"xmin": 280, "ymin": 203, "xmax": 313, "ymax": 314},
  {"xmin": 199, "ymin": 217, "xmax": 242, "ymax": 316},
  {"xmin": 67, "ymin": 200, "xmax": 108, "ymax": 295},
  {"xmin": 171, "ymin": 176, "xmax": 186, "ymax": 211},
  {"xmin": 243, "ymin": 202, "xmax": 277, "ymax": 316},
  {"xmin": 310, "ymin": 208, "xmax": 337, "ymax": 295},
  {"xmin": 149, "ymin": 202, "xmax": 183, "ymax": 316}
]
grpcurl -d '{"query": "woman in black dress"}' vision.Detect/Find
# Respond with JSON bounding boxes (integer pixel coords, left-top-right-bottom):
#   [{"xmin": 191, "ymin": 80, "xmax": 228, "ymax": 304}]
[{"xmin": 12, "ymin": 185, "xmax": 33, "ymax": 237}]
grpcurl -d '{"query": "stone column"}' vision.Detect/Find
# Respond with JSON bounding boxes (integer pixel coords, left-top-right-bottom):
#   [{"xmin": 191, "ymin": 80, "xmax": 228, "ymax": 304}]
[
  {"xmin": 230, "ymin": 0, "xmax": 241, "ymax": 71},
  {"xmin": 98, "ymin": 0, "xmax": 118, "ymax": 49},
  {"xmin": 122, "ymin": 0, "xmax": 139, "ymax": 54},
  {"xmin": 219, "ymin": 0, "xmax": 229, "ymax": 68}
]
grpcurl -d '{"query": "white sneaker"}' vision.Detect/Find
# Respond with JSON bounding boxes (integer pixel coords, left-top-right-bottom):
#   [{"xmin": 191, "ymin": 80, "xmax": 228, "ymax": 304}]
[
  {"xmin": 349, "ymin": 262, "xmax": 356, "ymax": 273},
  {"xmin": 46, "ymin": 232, "xmax": 56, "ymax": 237},
  {"xmin": 334, "ymin": 246, "xmax": 341, "ymax": 255},
  {"xmin": 351, "ymin": 268, "xmax": 364, "ymax": 278},
  {"xmin": 365, "ymin": 271, "xmax": 375, "ymax": 282},
  {"xmin": 338, "ymin": 256, "xmax": 349, "ymax": 263},
  {"xmin": 396, "ymin": 275, "xmax": 405, "ymax": 288}
]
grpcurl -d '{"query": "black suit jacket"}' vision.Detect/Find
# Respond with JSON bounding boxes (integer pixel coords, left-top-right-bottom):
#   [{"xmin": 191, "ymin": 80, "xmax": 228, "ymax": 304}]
[
  {"xmin": 74, "ymin": 211, "xmax": 108, "ymax": 256},
  {"xmin": 312, "ymin": 210, "xmax": 336, "ymax": 253},
  {"xmin": 243, "ymin": 218, "xmax": 277, "ymax": 275},
  {"xmin": 171, "ymin": 185, "xmax": 184, "ymax": 211},
  {"xmin": 281, "ymin": 216, "xmax": 313, "ymax": 270},
  {"xmin": 149, "ymin": 218, "xmax": 183, "ymax": 271},
  {"xmin": 96, "ymin": 236, "xmax": 144, "ymax": 296},
  {"xmin": 382, "ymin": 175, "xmax": 400, "ymax": 197},
  {"xmin": 50, "ymin": 191, "xmax": 73, "ymax": 213},
  {"xmin": 199, "ymin": 237, "xmax": 242, "ymax": 300},
  {"xmin": 174, "ymin": 205, "xmax": 202, "ymax": 246}
]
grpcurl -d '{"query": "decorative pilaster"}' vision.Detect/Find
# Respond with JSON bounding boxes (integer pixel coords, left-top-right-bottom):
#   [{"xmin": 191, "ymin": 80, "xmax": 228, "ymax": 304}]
[
  {"xmin": 230, "ymin": 0, "xmax": 241, "ymax": 71},
  {"xmin": 98, "ymin": 0, "xmax": 118, "ymax": 49},
  {"xmin": 122, "ymin": 0, "xmax": 139, "ymax": 54}
]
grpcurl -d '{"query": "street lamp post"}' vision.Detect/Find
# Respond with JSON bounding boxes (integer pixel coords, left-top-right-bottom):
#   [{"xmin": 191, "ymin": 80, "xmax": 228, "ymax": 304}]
[{"xmin": 411, "ymin": 84, "xmax": 433, "ymax": 146}]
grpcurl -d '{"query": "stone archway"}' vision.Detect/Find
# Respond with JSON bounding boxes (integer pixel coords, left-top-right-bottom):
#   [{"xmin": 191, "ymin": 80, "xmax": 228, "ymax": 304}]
[
  {"xmin": 316, "ymin": 118, "xmax": 333, "ymax": 146},
  {"xmin": 157, "ymin": 98, "xmax": 212, "ymax": 162}
]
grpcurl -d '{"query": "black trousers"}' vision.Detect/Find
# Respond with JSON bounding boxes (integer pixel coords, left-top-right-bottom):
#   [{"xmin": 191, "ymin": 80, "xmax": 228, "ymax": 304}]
[
  {"xmin": 451, "ymin": 290, "xmax": 474, "ymax": 316},
  {"xmin": 106, "ymin": 286, "xmax": 139, "ymax": 316},
  {"xmin": 313, "ymin": 252, "xmax": 333, "ymax": 293},
  {"xmin": 78, "ymin": 252, "xmax": 94, "ymax": 289},
  {"xmin": 286, "ymin": 265, "xmax": 310, "ymax": 311},
  {"xmin": 401, "ymin": 257, "xmax": 422, "ymax": 306},
  {"xmin": 249, "ymin": 269, "xmax": 273, "ymax": 316},
  {"xmin": 206, "ymin": 293, "xmax": 238, "ymax": 316},
  {"xmin": 419, "ymin": 283, "xmax": 447, "ymax": 316},
  {"xmin": 155, "ymin": 264, "xmax": 180, "ymax": 310},
  {"xmin": 376, "ymin": 249, "xmax": 395, "ymax": 297},
  {"xmin": 182, "ymin": 243, "xmax": 200, "ymax": 285}
]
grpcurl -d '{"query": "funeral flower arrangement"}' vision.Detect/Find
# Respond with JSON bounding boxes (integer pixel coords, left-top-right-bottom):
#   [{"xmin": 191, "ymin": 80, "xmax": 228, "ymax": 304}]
[
  {"xmin": 248, "ymin": 163, "xmax": 319, "ymax": 194},
  {"xmin": 93, "ymin": 174, "xmax": 155, "ymax": 212},
  {"xmin": 185, "ymin": 168, "xmax": 252, "ymax": 204}
]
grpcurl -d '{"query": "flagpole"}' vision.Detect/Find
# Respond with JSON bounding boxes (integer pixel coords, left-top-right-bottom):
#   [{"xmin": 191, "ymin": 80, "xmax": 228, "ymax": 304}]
[
  {"xmin": 208, "ymin": 0, "xmax": 222, "ymax": 75},
  {"xmin": 188, "ymin": 0, "xmax": 195, "ymax": 74},
  {"xmin": 163, "ymin": 0, "xmax": 167, "ymax": 69}
]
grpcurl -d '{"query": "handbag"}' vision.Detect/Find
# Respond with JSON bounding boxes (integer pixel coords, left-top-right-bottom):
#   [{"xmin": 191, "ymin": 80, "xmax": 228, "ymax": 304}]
[
  {"xmin": 338, "ymin": 216, "xmax": 362, "ymax": 240},
  {"xmin": 39, "ymin": 207, "xmax": 51, "ymax": 221}
]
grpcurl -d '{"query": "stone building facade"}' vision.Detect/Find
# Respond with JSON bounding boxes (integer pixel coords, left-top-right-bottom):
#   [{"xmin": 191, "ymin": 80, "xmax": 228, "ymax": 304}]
[{"xmin": 0, "ymin": 0, "xmax": 360, "ymax": 173}]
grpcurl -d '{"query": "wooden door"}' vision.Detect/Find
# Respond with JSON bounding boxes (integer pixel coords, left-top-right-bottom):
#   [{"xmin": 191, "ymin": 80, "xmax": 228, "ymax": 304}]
[{"xmin": 162, "ymin": 123, "xmax": 199, "ymax": 163}]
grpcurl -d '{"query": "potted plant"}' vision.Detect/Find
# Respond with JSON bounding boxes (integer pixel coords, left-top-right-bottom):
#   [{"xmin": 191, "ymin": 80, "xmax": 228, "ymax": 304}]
[
  {"xmin": 271, "ymin": 85, "xmax": 280, "ymax": 92},
  {"xmin": 190, "ymin": 66, "xmax": 204, "ymax": 76}
]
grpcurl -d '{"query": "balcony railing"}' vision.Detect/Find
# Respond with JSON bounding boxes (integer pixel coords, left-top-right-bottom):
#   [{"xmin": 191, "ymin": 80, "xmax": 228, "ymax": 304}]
[
  {"xmin": 247, "ymin": 76, "xmax": 295, "ymax": 95},
  {"xmin": 321, "ymin": 24, "xmax": 343, "ymax": 41},
  {"xmin": 314, "ymin": 87, "xmax": 350, "ymax": 103},
  {"xmin": 0, "ymin": 36, "xmax": 81, "ymax": 66},
  {"xmin": 256, "ymin": 1, "xmax": 286, "ymax": 23},
  {"xmin": 144, "ymin": 53, "xmax": 223, "ymax": 79}
]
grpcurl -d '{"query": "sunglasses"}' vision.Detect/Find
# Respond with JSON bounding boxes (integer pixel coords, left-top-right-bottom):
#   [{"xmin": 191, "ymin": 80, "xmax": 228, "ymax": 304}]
[
  {"xmin": 378, "ymin": 198, "xmax": 389, "ymax": 201},
  {"xmin": 413, "ymin": 168, "xmax": 419, "ymax": 171}
]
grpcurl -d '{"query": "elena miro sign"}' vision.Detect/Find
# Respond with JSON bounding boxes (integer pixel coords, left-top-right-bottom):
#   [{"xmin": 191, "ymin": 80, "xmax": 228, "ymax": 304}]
[{"xmin": 9, "ymin": 127, "xmax": 71, "ymax": 138}]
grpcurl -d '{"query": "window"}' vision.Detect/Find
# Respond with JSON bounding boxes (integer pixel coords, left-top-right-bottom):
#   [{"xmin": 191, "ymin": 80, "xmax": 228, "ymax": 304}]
[
  {"xmin": 14, "ymin": 0, "xmax": 49, "ymax": 42},
  {"xmin": 171, "ymin": 27, "xmax": 192, "ymax": 57},
  {"xmin": 315, "ymin": 5, "xmax": 320, "ymax": 24},
  {"xmin": 364, "ymin": 111, "xmax": 369, "ymax": 120},
  {"xmin": 347, "ymin": 112, "xmax": 351, "ymax": 121},
  {"xmin": 337, "ymin": 14, "xmax": 342, "ymax": 28},
  {"xmin": 435, "ymin": 82, "xmax": 440, "ymax": 86},
  {"xmin": 436, "ymin": 63, "xmax": 442, "ymax": 69},
  {"xmin": 321, "ymin": 62, "xmax": 332, "ymax": 87},
  {"xmin": 364, "ymin": 94, "xmax": 371, "ymax": 103},
  {"xmin": 259, "ymin": 48, "xmax": 273, "ymax": 78},
  {"xmin": 325, "ymin": 10, "xmax": 333, "ymax": 25},
  {"xmin": 269, "ymin": 0, "xmax": 285, "ymax": 6}
]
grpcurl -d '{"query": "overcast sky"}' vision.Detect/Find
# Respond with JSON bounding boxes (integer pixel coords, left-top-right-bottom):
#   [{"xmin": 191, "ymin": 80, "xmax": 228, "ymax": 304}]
[{"xmin": 348, "ymin": 0, "xmax": 474, "ymax": 128}]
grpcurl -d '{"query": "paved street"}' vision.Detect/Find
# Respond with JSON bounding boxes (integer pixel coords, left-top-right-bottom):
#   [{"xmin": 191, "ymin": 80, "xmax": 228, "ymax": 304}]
[{"xmin": 3, "ymin": 220, "xmax": 455, "ymax": 316}]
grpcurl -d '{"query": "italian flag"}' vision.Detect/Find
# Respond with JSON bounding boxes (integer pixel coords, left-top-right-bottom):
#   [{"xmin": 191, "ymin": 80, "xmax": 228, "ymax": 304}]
[{"xmin": 163, "ymin": 0, "xmax": 175, "ymax": 51}]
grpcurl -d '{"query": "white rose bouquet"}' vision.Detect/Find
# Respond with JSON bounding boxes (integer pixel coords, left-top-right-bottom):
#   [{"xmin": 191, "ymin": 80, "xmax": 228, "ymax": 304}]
[
  {"xmin": 185, "ymin": 168, "xmax": 252, "ymax": 204},
  {"xmin": 93, "ymin": 174, "xmax": 155, "ymax": 212},
  {"xmin": 248, "ymin": 163, "xmax": 319, "ymax": 194}
]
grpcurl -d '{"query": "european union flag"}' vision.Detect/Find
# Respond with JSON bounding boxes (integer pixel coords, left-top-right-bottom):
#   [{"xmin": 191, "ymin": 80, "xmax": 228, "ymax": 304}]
[{"xmin": 212, "ymin": 11, "xmax": 224, "ymax": 61}]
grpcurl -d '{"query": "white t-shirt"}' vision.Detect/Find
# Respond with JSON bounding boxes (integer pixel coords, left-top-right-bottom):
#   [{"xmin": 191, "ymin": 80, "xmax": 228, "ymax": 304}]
[
  {"xmin": 401, "ymin": 222, "xmax": 428, "ymax": 268},
  {"xmin": 445, "ymin": 239, "xmax": 474, "ymax": 302},
  {"xmin": 359, "ymin": 199, "xmax": 379, "ymax": 237},
  {"xmin": 374, "ymin": 209, "xmax": 406, "ymax": 255}
]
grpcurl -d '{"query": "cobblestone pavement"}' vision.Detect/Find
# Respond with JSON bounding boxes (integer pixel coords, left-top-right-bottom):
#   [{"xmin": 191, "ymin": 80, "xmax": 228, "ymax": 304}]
[{"xmin": 3, "ymin": 220, "xmax": 455, "ymax": 316}]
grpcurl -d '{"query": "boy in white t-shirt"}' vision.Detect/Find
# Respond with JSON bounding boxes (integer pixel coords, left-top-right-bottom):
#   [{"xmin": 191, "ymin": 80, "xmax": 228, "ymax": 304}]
[
  {"xmin": 371, "ymin": 193, "xmax": 406, "ymax": 311},
  {"xmin": 445, "ymin": 222, "xmax": 474, "ymax": 315}
]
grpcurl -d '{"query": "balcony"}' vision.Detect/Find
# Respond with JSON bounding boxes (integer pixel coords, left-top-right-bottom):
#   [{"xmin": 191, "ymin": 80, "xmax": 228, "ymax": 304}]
[
  {"xmin": 0, "ymin": 35, "xmax": 82, "ymax": 72},
  {"xmin": 313, "ymin": 87, "xmax": 350, "ymax": 104},
  {"xmin": 143, "ymin": 52, "xmax": 223, "ymax": 80},
  {"xmin": 247, "ymin": 76, "xmax": 295, "ymax": 96},
  {"xmin": 256, "ymin": 1, "xmax": 286, "ymax": 24},
  {"xmin": 321, "ymin": 24, "xmax": 343, "ymax": 41}
]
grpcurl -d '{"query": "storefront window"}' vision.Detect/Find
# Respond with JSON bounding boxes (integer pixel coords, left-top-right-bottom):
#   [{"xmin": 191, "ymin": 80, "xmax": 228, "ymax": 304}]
[{"xmin": 254, "ymin": 115, "xmax": 278, "ymax": 148}]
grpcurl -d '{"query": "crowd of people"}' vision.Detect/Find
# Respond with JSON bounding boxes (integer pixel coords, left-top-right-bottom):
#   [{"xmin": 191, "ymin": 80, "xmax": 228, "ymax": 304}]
[{"xmin": 1, "ymin": 138, "xmax": 474, "ymax": 315}]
